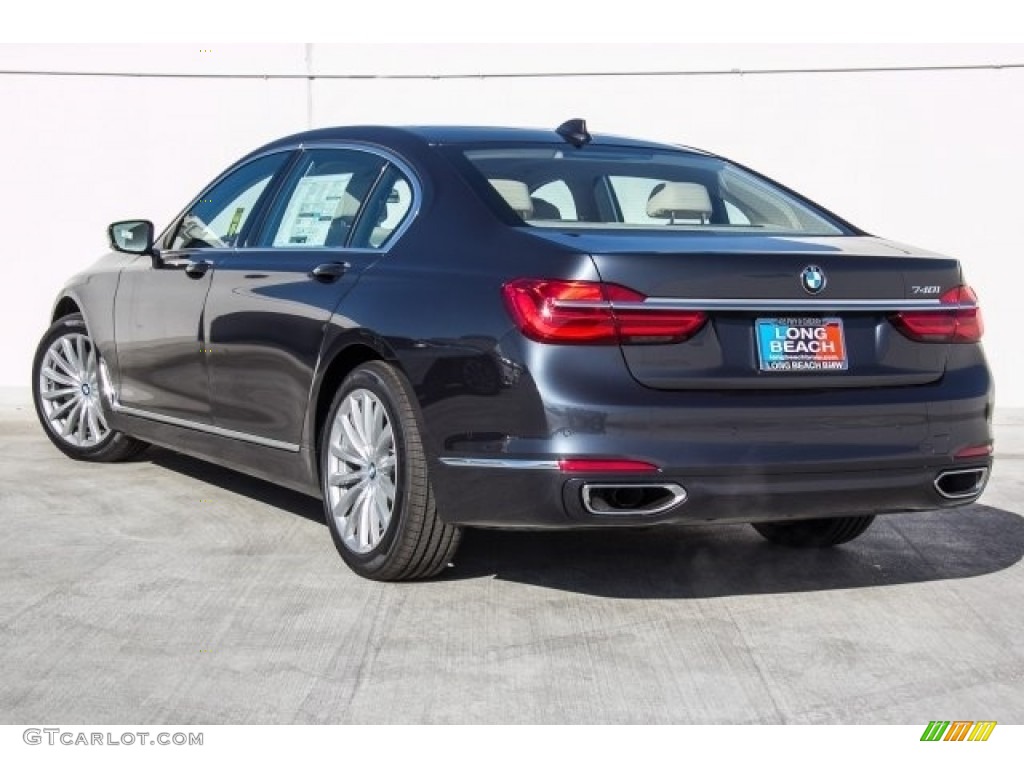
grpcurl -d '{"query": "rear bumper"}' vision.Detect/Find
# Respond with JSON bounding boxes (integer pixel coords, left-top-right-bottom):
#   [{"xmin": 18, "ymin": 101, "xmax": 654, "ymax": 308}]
[
  {"xmin": 422, "ymin": 338, "xmax": 994, "ymax": 528},
  {"xmin": 430, "ymin": 459, "xmax": 992, "ymax": 528}
]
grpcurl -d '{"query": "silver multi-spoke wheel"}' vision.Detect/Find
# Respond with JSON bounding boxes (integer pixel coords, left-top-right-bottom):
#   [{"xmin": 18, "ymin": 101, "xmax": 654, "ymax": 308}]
[
  {"xmin": 326, "ymin": 388, "xmax": 398, "ymax": 554},
  {"xmin": 320, "ymin": 362, "xmax": 461, "ymax": 580},
  {"xmin": 38, "ymin": 331, "xmax": 110, "ymax": 448}
]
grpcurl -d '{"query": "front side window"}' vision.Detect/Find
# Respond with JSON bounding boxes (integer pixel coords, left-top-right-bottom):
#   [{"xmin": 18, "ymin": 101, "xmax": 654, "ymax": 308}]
[
  {"xmin": 259, "ymin": 149, "xmax": 389, "ymax": 248},
  {"xmin": 168, "ymin": 152, "xmax": 289, "ymax": 250},
  {"xmin": 455, "ymin": 145, "xmax": 847, "ymax": 235}
]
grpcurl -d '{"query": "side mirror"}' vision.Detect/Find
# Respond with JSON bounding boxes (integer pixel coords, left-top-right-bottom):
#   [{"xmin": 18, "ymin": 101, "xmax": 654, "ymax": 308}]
[{"xmin": 108, "ymin": 220, "xmax": 156, "ymax": 255}]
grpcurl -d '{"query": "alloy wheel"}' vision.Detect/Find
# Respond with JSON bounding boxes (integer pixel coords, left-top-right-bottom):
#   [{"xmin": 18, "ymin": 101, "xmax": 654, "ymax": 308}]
[
  {"xmin": 326, "ymin": 388, "xmax": 398, "ymax": 554},
  {"xmin": 38, "ymin": 332, "xmax": 110, "ymax": 448}
]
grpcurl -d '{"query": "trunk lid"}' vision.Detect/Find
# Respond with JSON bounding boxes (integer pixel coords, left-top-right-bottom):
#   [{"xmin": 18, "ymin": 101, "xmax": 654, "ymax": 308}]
[{"xmin": 530, "ymin": 231, "xmax": 962, "ymax": 390}]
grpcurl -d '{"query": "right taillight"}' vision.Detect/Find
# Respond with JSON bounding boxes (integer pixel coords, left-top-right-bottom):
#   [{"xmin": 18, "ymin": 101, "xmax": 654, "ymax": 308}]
[
  {"xmin": 502, "ymin": 278, "xmax": 707, "ymax": 345},
  {"xmin": 890, "ymin": 285, "xmax": 984, "ymax": 343}
]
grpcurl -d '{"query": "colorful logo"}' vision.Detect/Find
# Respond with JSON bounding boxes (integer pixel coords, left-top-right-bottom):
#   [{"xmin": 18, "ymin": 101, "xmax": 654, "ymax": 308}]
[
  {"xmin": 920, "ymin": 721, "xmax": 997, "ymax": 741},
  {"xmin": 800, "ymin": 265, "xmax": 826, "ymax": 294},
  {"xmin": 755, "ymin": 317, "xmax": 848, "ymax": 371}
]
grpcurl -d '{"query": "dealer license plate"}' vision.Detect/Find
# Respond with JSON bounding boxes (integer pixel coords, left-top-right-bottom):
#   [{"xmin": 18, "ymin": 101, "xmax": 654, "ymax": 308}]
[{"xmin": 755, "ymin": 317, "xmax": 848, "ymax": 372}]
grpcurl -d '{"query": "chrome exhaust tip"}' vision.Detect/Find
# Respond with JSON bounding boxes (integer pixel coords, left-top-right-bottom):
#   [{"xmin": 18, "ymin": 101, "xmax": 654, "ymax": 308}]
[
  {"xmin": 934, "ymin": 468, "xmax": 989, "ymax": 500},
  {"xmin": 581, "ymin": 483, "xmax": 687, "ymax": 516}
]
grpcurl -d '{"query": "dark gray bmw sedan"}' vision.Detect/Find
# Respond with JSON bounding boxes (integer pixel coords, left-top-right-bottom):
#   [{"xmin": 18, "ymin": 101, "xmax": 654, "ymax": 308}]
[{"xmin": 32, "ymin": 119, "xmax": 993, "ymax": 580}]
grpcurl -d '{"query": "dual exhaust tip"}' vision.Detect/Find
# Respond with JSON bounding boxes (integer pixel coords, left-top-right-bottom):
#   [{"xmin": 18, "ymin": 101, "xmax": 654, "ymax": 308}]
[{"xmin": 580, "ymin": 467, "xmax": 987, "ymax": 516}]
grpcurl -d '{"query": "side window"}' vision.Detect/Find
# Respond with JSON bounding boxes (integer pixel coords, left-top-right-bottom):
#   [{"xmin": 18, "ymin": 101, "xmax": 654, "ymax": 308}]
[
  {"xmin": 531, "ymin": 180, "xmax": 577, "ymax": 221},
  {"xmin": 169, "ymin": 153, "xmax": 288, "ymax": 250},
  {"xmin": 349, "ymin": 166, "xmax": 415, "ymax": 249},
  {"xmin": 259, "ymin": 149, "xmax": 388, "ymax": 248}
]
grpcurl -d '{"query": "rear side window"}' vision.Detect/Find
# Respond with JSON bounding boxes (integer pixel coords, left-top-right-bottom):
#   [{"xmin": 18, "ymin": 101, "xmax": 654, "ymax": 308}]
[
  {"xmin": 349, "ymin": 168, "xmax": 415, "ymax": 249},
  {"xmin": 258, "ymin": 149, "xmax": 388, "ymax": 248},
  {"xmin": 456, "ymin": 145, "xmax": 845, "ymax": 235}
]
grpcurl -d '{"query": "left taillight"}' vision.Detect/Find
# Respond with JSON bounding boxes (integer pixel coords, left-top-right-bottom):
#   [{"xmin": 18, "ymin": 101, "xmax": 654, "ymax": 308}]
[
  {"xmin": 502, "ymin": 278, "xmax": 707, "ymax": 345},
  {"xmin": 890, "ymin": 285, "xmax": 984, "ymax": 343}
]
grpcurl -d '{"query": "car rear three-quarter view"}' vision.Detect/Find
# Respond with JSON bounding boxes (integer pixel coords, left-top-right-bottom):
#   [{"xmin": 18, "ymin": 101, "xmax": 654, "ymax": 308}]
[{"xmin": 31, "ymin": 119, "xmax": 994, "ymax": 580}]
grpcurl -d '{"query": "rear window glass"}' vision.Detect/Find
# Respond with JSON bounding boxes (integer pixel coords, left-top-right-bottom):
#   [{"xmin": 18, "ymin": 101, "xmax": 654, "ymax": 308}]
[{"xmin": 455, "ymin": 145, "xmax": 845, "ymax": 235}]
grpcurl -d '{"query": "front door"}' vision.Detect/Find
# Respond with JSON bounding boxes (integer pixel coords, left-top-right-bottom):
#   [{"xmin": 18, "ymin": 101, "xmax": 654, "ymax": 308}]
[{"xmin": 112, "ymin": 151, "xmax": 292, "ymax": 424}]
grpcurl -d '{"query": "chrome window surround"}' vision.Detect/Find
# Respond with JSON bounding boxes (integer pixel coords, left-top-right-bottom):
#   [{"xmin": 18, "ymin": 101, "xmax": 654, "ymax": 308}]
[{"xmin": 157, "ymin": 141, "xmax": 424, "ymax": 256}]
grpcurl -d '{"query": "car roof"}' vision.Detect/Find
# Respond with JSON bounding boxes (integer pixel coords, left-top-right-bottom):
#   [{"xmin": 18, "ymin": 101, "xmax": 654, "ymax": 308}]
[
  {"xmin": 251, "ymin": 124, "xmax": 711, "ymax": 156},
  {"xmin": 403, "ymin": 125, "xmax": 695, "ymax": 151}
]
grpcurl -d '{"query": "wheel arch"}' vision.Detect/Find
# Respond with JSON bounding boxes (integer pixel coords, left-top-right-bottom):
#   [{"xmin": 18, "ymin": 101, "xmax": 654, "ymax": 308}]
[
  {"xmin": 52, "ymin": 295, "xmax": 83, "ymax": 323},
  {"xmin": 306, "ymin": 331, "xmax": 408, "ymax": 474},
  {"xmin": 32, "ymin": 301, "xmax": 148, "ymax": 462},
  {"xmin": 48, "ymin": 292, "xmax": 104, "ymax": 372}
]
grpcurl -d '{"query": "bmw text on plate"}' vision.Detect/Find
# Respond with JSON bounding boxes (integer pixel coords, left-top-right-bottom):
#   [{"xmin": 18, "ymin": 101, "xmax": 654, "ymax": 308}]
[{"xmin": 32, "ymin": 118, "xmax": 993, "ymax": 580}]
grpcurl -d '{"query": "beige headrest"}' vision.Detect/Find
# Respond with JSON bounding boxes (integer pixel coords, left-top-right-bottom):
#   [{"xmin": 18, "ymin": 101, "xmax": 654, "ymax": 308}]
[
  {"xmin": 489, "ymin": 179, "xmax": 534, "ymax": 219},
  {"xmin": 647, "ymin": 182, "xmax": 713, "ymax": 219}
]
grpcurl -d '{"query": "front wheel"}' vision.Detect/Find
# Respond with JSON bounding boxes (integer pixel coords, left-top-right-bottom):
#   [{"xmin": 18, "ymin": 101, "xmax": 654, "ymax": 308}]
[
  {"xmin": 752, "ymin": 515, "xmax": 875, "ymax": 548},
  {"xmin": 31, "ymin": 313, "xmax": 148, "ymax": 462},
  {"xmin": 320, "ymin": 361, "xmax": 461, "ymax": 581}
]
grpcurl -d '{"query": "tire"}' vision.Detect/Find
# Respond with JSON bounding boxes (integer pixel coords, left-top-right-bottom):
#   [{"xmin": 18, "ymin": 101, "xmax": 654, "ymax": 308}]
[
  {"xmin": 752, "ymin": 515, "xmax": 875, "ymax": 548},
  {"xmin": 32, "ymin": 313, "xmax": 148, "ymax": 462},
  {"xmin": 320, "ymin": 361, "xmax": 461, "ymax": 581}
]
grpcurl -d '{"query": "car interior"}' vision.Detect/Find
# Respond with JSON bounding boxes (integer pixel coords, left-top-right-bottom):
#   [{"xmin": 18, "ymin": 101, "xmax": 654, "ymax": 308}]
[{"xmin": 463, "ymin": 148, "xmax": 824, "ymax": 232}]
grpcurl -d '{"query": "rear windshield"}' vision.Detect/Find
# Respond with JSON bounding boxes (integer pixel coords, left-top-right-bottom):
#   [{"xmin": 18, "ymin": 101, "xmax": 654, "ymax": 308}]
[{"xmin": 453, "ymin": 145, "xmax": 847, "ymax": 235}]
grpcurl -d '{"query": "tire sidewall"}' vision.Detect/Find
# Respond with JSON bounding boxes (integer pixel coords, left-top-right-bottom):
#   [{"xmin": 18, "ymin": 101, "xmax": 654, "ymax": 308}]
[{"xmin": 319, "ymin": 363, "xmax": 418, "ymax": 576}]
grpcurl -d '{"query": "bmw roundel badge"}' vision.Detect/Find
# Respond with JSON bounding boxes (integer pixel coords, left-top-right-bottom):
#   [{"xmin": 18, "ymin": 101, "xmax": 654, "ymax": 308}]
[{"xmin": 800, "ymin": 265, "xmax": 826, "ymax": 295}]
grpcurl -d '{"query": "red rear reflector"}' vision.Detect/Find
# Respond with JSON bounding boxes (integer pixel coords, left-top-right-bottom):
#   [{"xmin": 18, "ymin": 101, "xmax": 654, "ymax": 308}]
[
  {"xmin": 890, "ymin": 285, "xmax": 984, "ymax": 343},
  {"xmin": 502, "ymin": 278, "xmax": 707, "ymax": 345},
  {"xmin": 558, "ymin": 458, "xmax": 659, "ymax": 473},
  {"xmin": 954, "ymin": 444, "xmax": 993, "ymax": 459}
]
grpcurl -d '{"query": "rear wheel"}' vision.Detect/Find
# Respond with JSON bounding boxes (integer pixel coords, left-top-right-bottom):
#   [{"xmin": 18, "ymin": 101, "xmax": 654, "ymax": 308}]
[
  {"xmin": 752, "ymin": 515, "xmax": 875, "ymax": 548},
  {"xmin": 31, "ymin": 313, "xmax": 148, "ymax": 462},
  {"xmin": 320, "ymin": 361, "xmax": 461, "ymax": 581}
]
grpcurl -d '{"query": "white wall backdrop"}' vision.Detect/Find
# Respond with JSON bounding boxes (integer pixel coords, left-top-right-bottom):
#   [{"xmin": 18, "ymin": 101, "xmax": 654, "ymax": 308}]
[{"xmin": 2, "ymin": 44, "xmax": 1022, "ymax": 404}]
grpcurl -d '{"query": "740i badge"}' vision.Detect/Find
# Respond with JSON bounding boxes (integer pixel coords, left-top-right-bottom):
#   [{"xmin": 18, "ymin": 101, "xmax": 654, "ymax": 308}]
[{"xmin": 756, "ymin": 317, "xmax": 848, "ymax": 372}]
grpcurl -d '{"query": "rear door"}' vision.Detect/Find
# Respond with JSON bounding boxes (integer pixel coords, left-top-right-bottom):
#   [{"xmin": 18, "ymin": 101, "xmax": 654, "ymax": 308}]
[{"xmin": 202, "ymin": 147, "xmax": 417, "ymax": 446}]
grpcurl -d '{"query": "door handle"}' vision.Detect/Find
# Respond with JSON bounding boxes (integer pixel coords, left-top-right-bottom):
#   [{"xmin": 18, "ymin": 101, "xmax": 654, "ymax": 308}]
[
  {"xmin": 309, "ymin": 262, "xmax": 350, "ymax": 283},
  {"xmin": 184, "ymin": 260, "xmax": 212, "ymax": 279}
]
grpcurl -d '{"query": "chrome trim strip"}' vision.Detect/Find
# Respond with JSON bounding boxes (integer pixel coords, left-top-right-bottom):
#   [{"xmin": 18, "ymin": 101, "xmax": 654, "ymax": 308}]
[
  {"xmin": 552, "ymin": 298, "xmax": 965, "ymax": 312},
  {"xmin": 112, "ymin": 402, "xmax": 301, "ymax": 452},
  {"xmin": 439, "ymin": 457, "xmax": 559, "ymax": 470},
  {"xmin": 631, "ymin": 298, "xmax": 953, "ymax": 312}
]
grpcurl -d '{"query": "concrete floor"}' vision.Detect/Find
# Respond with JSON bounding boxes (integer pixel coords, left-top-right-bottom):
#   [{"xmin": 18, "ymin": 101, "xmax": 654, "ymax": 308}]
[{"xmin": 1, "ymin": 391, "xmax": 1022, "ymax": 724}]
